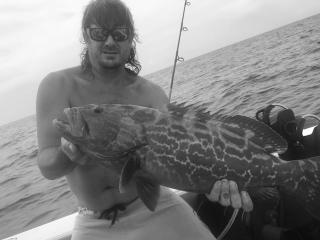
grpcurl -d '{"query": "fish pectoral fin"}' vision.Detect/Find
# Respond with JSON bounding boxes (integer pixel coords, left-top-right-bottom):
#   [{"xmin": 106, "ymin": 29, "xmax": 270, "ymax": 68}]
[
  {"xmin": 119, "ymin": 153, "xmax": 160, "ymax": 211},
  {"xmin": 135, "ymin": 170, "xmax": 160, "ymax": 212},
  {"xmin": 119, "ymin": 155, "xmax": 140, "ymax": 193}
]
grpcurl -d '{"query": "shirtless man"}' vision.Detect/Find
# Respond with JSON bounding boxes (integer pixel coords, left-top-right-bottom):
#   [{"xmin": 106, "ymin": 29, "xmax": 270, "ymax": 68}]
[{"xmin": 36, "ymin": 0, "xmax": 252, "ymax": 239}]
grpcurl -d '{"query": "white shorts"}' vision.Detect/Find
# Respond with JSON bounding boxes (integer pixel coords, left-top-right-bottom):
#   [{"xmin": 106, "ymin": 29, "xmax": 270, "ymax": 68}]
[{"xmin": 71, "ymin": 187, "xmax": 216, "ymax": 240}]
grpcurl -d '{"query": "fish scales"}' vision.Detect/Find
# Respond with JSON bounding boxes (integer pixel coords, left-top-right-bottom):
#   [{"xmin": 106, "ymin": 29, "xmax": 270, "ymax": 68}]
[{"xmin": 53, "ymin": 103, "xmax": 320, "ymax": 218}]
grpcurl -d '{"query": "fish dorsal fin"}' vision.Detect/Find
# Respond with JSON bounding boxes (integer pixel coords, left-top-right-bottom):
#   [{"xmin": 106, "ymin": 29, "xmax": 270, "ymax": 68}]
[
  {"xmin": 119, "ymin": 155, "xmax": 160, "ymax": 211},
  {"xmin": 223, "ymin": 115, "xmax": 288, "ymax": 154},
  {"xmin": 167, "ymin": 102, "xmax": 214, "ymax": 122},
  {"xmin": 168, "ymin": 103, "xmax": 287, "ymax": 153}
]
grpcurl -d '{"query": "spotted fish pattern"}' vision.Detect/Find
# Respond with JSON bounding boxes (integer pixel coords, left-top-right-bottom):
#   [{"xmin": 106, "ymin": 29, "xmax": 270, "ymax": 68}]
[{"xmin": 54, "ymin": 103, "xmax": 320, "ymax": 218}]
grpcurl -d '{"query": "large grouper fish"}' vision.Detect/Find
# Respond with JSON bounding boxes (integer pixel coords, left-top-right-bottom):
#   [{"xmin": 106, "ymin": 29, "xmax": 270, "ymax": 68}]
[{"xmin": 53, "ymin": 103, "xmax": 320, "ymax": 219}]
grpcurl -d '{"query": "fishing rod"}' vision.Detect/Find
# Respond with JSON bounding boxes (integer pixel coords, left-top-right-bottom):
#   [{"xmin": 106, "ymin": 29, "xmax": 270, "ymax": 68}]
[
  {"xmin": 168, "ymin": 2, "xmax": 240, "ymax": 239},
  {"xmin": 168, "ymin": 0, "xmax": 190, "ymax": 102}
]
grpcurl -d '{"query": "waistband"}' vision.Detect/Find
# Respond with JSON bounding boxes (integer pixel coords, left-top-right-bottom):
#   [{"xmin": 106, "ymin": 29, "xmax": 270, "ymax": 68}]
[
  {"xmin": 78, "ymin": 197, "xmax": 139, "ymax": 225},
  {"xmin": 78, "ymin": 207, "xmax": 102, "ymax": 219}
]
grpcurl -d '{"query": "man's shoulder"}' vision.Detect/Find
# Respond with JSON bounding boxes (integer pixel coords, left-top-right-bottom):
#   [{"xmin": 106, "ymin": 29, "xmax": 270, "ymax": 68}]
[
  {"xmin": 45, "ymin": 66, "xmax": 82, "ymax": 81},
  {"xmin": 134, "ymin": 76, "xmax": 164, "ymax": 93},
  {"xmin": 134, "ymin": 76, "xmax": 169, "ymax": 110},
  {"xmin": 39, "ymin": 66, "xmax": 82, "ymax": 89},
  {"xmin": 37, "ymin": 66, "xmax": 82, "ymax": 103}
]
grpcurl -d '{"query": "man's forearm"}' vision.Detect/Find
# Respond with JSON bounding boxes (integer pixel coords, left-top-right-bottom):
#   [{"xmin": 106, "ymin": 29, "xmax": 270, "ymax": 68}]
[{"xmin": 37, "ymin": 147, "xmax": 77, "ymax": 180}]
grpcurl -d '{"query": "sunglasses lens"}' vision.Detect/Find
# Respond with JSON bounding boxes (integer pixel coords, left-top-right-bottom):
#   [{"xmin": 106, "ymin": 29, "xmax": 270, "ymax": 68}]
[
  {"xmin": 111, "ymin": 28, "xmax": 129, "ymax": 42},
  {"xmin": 89, "ymin": 28, "xmax": 105, "ymax": 41},
  {"xmin": 88, "ymin": 28, "xmax": 129, "ymax": 42}
]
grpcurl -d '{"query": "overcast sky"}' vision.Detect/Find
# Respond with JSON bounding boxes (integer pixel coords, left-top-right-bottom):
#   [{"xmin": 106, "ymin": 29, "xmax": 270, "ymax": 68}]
[{"xmin": 0, "ymin": 0, "xmax": 320, "ymax": 125}]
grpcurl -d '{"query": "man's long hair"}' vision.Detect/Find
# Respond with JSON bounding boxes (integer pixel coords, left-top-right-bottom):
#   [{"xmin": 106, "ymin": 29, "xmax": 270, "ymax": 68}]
[{"xmin": 80, "ymin": 0, "xmax": 141, "ymax": 75}]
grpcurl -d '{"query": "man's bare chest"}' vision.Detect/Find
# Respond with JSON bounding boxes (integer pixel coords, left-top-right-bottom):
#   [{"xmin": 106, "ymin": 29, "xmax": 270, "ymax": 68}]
[{"xmin": 69, "ymin": 79, "xmax": 149, "ymax": 107}]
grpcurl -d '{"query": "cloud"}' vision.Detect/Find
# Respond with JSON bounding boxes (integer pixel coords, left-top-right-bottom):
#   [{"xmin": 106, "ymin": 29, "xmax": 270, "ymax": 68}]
[{"xmin": 0, "ymin": 1, "xmax": 85, "ymax": 94}]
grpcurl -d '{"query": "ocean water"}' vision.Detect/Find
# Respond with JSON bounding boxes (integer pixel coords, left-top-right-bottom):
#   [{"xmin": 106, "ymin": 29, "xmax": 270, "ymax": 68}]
[{"xmin": 1, "ymin": 13, "xmax": 320, "ymax": 239}]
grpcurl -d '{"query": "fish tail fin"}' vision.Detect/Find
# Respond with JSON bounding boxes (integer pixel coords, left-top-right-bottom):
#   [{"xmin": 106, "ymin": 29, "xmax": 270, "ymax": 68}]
[{"xmin": 286, "ymin": 157, "xmax": 320, "ymax": 220}]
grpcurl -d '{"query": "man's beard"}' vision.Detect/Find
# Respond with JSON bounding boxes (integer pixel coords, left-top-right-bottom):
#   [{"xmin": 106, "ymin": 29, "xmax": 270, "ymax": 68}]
[{"xmin": 99, "ymin": 58, "xmax": 124, "ymax": 70}]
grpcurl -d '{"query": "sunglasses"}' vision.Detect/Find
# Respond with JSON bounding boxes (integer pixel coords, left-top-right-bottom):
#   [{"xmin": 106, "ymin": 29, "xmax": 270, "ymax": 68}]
[{"xmin": 87, "ymin": 27, "xmax": 130, "ymax": 42}]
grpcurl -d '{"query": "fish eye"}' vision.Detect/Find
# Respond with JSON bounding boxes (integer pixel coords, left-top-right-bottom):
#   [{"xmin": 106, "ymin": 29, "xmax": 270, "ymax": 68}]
[{"xmin": 94, "ymin": 106, "xmax": 103, "ymax": 113}]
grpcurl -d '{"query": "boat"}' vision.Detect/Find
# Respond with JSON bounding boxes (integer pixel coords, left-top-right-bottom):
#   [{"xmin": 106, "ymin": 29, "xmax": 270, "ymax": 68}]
[{"xmin": 2, "ymin": 213, "xmax": 76, "ymax": 240}]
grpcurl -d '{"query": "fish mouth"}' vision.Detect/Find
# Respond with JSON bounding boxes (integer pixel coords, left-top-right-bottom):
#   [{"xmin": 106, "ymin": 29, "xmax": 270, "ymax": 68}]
[
  {"xmin": 69, "ymin": 108, "xmax": 90, "ymax": 138},
  {"xmin": 52, "ymin": 118, "xmax": 71, "ymax": 133},
  {"xmin": 53, "ymin": 108, "xmax": 90, "ymax": 138}
]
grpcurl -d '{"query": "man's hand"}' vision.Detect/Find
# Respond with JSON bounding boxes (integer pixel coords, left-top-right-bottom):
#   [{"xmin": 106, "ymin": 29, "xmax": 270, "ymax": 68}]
[
  {"xmin": 206, "ymin": 179, "xmax": 253, "ymax": 212},
  {"xmin": 61, "ymin": 138, "xmax": 88, "ymax": 165}
]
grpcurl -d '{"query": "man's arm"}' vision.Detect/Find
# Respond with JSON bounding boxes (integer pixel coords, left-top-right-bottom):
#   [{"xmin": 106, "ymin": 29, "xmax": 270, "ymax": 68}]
[{"xmin": 36, "ymin": 73, "xmax": 77, "ymax": 180}]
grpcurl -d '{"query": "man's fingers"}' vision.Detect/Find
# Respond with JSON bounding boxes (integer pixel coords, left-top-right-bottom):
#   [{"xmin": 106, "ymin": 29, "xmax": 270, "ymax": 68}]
[
  {"xmin": 219, "ymin": 179, "xmax": 230, "ymax": 206},
  {"xmin": 241, "ymin": 191, "xmax": 254, "ymax": 212},
  {"xmin": 206, "ymin": 180, "xmax": 221, "ymax": 202},
  {"xmin": 206, "ymin": 180, "xmax": 254, "ymax": 212},
  {"xmin": 229, "ymin": 181, "xmax": 242, "ymax": 209}
]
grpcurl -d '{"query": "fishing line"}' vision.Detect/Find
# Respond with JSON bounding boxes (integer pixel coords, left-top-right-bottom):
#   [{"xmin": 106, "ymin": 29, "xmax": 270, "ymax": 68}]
[
  {"xmin": 217, "ymin": 209, "xmax": 239, "ymax": 240},
  {"xmin": 168, "ymin": 0, "xmax": 190, "ymax": 102}
]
